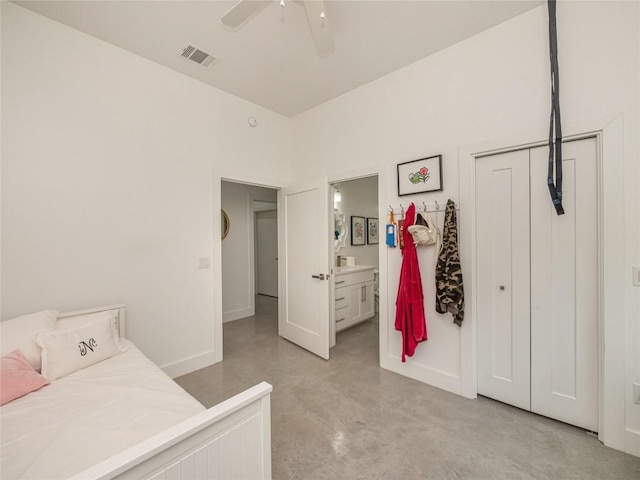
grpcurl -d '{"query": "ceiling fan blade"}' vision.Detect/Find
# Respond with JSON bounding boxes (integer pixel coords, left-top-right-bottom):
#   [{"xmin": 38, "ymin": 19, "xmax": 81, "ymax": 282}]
[
  {"xmin": 303, "ymin": 0, "xmax": 334, "ymax": 56},
  {"xmin": 222, "ymin": 0, "xmax": 272, "ymax": 28}
]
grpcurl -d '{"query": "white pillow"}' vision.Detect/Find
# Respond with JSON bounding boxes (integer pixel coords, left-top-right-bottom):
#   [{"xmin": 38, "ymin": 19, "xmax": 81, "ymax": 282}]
[
  {"xmin": 1, "ymin": 310, "xmax": 58, "ymax": 372},
  {"xmin": 56, "ymin": 308, "xmax": 121, "ymax": 333},
  {"xmin": 37, "ymin": 314, "xmax": 125, "ymax": 381}
]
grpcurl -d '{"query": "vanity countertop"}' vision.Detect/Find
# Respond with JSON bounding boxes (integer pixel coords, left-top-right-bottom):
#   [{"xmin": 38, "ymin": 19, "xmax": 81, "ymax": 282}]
[{"xmin": 334, "ymin": 265, "xmax": 375, "ymax": 276}]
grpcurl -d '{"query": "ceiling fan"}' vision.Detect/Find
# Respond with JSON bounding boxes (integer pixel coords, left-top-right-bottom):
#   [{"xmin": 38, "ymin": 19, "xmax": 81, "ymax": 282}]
[{"xmin": 222, "ymin": 0, "xmax": 334, "ymax": 56}]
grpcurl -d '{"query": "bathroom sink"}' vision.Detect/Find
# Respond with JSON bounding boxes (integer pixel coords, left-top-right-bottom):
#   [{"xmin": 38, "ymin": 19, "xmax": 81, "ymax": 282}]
[{"xmin": 335, "ymin": 265, "xmax": 375, "ymax": 275}]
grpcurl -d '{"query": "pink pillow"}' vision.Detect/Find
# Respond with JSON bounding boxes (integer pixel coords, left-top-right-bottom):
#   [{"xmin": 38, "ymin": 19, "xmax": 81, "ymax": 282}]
[{"xmin": 1, "ymin": 349, "xmax": 49, "ymax": 406}]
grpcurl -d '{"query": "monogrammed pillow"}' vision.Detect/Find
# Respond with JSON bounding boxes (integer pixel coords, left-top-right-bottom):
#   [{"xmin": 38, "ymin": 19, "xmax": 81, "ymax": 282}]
[{"xmin": 36, "ymin": 315, "xmax": 125, "ymax": 381}]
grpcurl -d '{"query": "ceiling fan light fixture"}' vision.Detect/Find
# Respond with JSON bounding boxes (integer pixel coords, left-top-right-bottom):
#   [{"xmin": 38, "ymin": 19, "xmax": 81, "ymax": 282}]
[{"xmin": 222, "ymin": 0, "xmax": 334, "ymax": 56}]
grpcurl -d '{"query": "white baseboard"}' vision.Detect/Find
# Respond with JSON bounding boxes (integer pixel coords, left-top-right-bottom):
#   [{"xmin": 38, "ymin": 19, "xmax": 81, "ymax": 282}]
[
  {"xmin": 381, "ymin": 356, "xmax": 468, "ymax": 398},
  {"xmin": 223, "ymin": 307, "xmax": 254, "ymax": 323},
  {"xmin": 161, "ymin": 349, "xmax": 218, "ymax": 379},
  {"xmin": 625, "ymin": 429, "xmax": 640, "ymax": 458}
]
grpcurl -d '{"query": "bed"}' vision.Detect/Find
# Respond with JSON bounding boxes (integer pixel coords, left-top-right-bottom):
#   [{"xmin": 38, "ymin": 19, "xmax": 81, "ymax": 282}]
[{"xmin": 0, "ymin": 305, "xmax": 272, "ymax": 480}]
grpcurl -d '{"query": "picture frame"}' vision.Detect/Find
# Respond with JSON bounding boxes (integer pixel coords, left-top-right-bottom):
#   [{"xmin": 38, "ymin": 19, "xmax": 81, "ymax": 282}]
[
  {"xmin": 397, "ymin": 154, "xmax": 443, "ymax": 196},
  {"xmin": 367, "ymin": 217, "xmax": 379, "ymax": 245},
  {"xmin": 351, "ymin": 216, "xmax": 366, "ymax": 246}
]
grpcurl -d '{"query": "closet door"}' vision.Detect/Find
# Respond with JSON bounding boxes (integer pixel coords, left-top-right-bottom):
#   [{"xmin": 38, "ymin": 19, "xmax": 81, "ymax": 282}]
[
  {"xmin": 529, "ymin": 138, "xmax": 598, "ymax": 431},
  {"xmin": 476, "ymin": 149, "xmax": 531, "ymax": 410}
]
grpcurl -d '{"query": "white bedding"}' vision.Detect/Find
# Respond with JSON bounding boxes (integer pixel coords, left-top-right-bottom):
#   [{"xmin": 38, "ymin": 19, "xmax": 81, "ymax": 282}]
[{"xmin": 0, "ymin": 340, "xmax": 205, "ymax": 480}]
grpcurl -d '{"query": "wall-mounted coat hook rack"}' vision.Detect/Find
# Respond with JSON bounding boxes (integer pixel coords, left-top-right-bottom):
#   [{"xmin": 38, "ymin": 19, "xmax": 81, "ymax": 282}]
[{"xmin": 388, "ymin": 200, "xmax": 458, "ymax": 215}]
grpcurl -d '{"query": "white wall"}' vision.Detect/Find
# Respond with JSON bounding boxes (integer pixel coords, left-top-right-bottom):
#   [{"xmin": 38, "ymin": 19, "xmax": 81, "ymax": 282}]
[
  {"xmin": 221, "ymin": 181, "xmax": 277, "ymax": 322},
  {"xmin": 292, "ymin": 1, "xmax": 639, "ymax": 455},
  {"xmin": 334, "ymin": 176, "xmax": 379, "ymax": 268},
  {"xmin": 0, "ymin": 2, "xmax": 291, "ymax": 377}
]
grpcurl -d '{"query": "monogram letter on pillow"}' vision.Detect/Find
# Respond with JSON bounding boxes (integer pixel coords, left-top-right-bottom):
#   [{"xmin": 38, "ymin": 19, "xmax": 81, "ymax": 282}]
[{"xmin": 36, "ymin": 311, "xmax": 125, "ymax": 381}]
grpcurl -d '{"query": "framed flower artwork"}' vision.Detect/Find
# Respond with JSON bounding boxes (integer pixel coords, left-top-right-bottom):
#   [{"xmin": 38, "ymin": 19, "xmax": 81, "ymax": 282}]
[
  {"xmin": 367, "ymin": 218, "xmax": 379, "ymax": 245},
  {"xmin": 397, "ymin": 155, "xmax": 443, "ymax": 196},
  {"xmin": 351, "ymin": 216, "xmax": 366, "ymax": 246}
]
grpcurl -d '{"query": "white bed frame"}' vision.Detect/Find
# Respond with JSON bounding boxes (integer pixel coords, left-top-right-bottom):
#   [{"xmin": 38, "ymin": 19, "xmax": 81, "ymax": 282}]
[{"xmin": 58, "ymin": 305, "xmax": 272, "ymax": 480}]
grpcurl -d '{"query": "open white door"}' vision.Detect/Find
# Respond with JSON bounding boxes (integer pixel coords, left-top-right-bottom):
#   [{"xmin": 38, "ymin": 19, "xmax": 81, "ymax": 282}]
[{"xmin": 279, "ymin": 178, "xmax": 331, "ymax": 359}]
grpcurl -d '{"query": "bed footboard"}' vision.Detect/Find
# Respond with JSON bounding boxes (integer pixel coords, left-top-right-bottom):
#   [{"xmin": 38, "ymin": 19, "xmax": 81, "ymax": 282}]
[{"xmin": 72, "ymin": 382, "xmax": 273, "ymax": 480}]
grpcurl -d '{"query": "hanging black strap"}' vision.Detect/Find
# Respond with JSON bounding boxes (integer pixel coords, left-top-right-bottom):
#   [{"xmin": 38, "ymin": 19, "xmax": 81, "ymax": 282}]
[{"xmin": 547, "ymin": 0, "xmax": 564, "ymax": 215}]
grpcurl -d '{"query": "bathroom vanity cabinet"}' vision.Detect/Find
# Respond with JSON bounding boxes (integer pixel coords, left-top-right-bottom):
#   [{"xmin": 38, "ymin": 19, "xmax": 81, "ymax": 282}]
[{"xmin": 334, "ymin": 266, "xmax": 375, "ymax": 332}]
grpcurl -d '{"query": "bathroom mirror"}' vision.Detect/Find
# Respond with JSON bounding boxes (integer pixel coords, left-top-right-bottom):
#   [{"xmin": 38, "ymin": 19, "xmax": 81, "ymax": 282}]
[
  {"xmin": 334, "ymin": 210, "xmax": 348, "ymax": 252},
  {"xmin": 221, "ymin": 209, "xmax": 230, "ymax": 240}
]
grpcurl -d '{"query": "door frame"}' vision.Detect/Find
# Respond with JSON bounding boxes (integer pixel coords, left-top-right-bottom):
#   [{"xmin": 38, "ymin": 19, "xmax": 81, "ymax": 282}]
[
  {"xmin": 212, "ymin": 170, "xmax": 286, "ymax": 364},
  {"xmin": 327, "ymin": 165, "xmax": 386, "ymax": 361},
  {"xmin": 459, "ymin": 114, "xmax": 625, "ymax": 451}
]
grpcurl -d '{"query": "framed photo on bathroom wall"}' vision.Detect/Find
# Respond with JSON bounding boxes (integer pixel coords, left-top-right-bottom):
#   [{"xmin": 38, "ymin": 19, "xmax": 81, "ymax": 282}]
[
  {"xmin": 367, "ymin": 218, "xmax": 379, "ymax": 245},
  {"xmin": 397, "ymin": 154, "xmax": 443, "ymax": 196},
  {"xmin": 351, "ymin": 216, "xmax": 366, "ymax": 246}
]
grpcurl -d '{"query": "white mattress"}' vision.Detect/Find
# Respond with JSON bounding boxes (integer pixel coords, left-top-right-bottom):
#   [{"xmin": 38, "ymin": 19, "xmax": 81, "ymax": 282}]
[{"xmin": 0, "ymin": 340, "xmax": 205, "ymax": 480}]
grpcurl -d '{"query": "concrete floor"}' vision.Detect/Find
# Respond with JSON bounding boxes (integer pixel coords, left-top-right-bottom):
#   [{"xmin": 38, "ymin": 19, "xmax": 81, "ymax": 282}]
[{"xmin": 175, "ymin": 295, "xmax": 640, "ymax": 479}]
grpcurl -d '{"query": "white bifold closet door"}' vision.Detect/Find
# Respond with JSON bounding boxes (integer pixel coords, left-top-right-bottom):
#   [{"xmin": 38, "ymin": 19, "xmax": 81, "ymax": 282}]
[{"xmin": 476, "ymin": 138, "xmax": 598, "ymax": 432}]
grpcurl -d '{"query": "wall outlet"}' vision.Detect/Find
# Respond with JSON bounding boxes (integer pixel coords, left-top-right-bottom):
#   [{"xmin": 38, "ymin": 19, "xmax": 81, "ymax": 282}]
[
  {"xmin": 634, "ymin": 383, "xmax": 640, "ymax": 405},
  {"xmin": 633, "ymin": 266, "xmax": 640, "ymax": 287},
  {"xmin": 198, "ymin": 257, "xmax": 211, "ymax": 269}
]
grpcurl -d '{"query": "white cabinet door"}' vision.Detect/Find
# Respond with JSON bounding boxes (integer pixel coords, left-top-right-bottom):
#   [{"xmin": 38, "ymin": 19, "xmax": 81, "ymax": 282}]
[
  {"xmin": 362, "ymin": 282, "xmax": 375, "ymax": 319},
  {"xmin": 529, "ymin": 138, "xmax": 598, "ymax": 431},
  {"xmin": 476, "ymin": 149, "xmax": 532, "ymax": 411},
  {"xmin": 346, "ymin": 284, "xmax": 362, "ymax": 324},
  {"xmin": 279, "ymin": 178, "xmax": 330, "ymax": 360}
]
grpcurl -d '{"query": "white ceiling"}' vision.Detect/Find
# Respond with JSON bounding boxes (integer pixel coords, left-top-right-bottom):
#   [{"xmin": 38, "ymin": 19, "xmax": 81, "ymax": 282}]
[{"xmin": 15, "ymin": 0, "xmax": 543, "ymax": 117}]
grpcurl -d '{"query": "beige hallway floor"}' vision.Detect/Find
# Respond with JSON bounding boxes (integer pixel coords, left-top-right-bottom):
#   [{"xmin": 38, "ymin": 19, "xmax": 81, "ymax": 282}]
[{"xmin": 175, "ymin": 295, "xmax": 640, "ymax": 479}]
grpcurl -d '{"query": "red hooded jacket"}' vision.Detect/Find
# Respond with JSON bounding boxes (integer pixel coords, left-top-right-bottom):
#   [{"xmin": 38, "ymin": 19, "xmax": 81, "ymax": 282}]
[{"xmin": 395, "ymin": 203, "xmax": 428, "ymax": 361}]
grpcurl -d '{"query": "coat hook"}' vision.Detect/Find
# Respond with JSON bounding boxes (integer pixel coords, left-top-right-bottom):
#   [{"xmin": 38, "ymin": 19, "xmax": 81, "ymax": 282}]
[
  {"xmin": 422, "ymin": 202, "xmax": 427, "ymax": 212},
  {"xmin": 435, "ymin": 200, "xmax": 440, "ymax": 211}
]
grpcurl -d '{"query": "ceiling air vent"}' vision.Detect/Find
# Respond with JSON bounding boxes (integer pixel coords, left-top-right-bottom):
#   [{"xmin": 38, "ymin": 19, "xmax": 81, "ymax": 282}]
[{"xmin": 180, "ymin": 44, "xmax": 218, "ymax": 68}]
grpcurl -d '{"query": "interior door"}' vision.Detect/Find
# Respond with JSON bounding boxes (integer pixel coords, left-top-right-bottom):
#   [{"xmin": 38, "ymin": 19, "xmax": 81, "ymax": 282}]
[
  {"xmin": 279, "ymin": 178, "xmax": 330, "ymax": 359},
  {"xmin": 257, "ymin": 210, "xmax": 278, "ymax": 297},
  {"xmin": 529, "ymin": 138, "xmax": 598, "ymax": 431},
  {"xmin": 476, "ymin": 149, "xmax": 532, "ymax": 410}
]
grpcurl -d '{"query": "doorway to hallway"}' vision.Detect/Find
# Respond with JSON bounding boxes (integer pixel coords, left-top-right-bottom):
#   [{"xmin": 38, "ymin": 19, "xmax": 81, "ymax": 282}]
[{"xmin": 221, "ymin": 180, "xmax": 278, "ymax": 323}]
